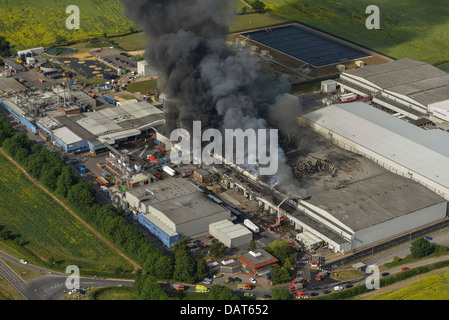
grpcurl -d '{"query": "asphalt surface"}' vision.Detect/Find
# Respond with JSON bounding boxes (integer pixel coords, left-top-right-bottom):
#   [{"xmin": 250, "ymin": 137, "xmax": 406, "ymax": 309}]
[{"xmin": 0, "ymin": 251, "xmax": 133, "ymax": 300}]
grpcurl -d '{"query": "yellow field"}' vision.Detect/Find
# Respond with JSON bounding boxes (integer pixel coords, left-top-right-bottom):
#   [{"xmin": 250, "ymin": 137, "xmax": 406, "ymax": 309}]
[{"xmin": 369, "ymin": 272, "xmax": 449, "ymax": 300}]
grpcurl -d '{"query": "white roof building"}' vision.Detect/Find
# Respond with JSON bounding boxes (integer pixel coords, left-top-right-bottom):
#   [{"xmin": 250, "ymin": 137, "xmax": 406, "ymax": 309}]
[
  {"xmin": 336, "ymin": 58, "xmax": 449, "ymax": 125},
  {"xmin": 302, "ymin": 101, "xmax": 449, "ymax": 200}
]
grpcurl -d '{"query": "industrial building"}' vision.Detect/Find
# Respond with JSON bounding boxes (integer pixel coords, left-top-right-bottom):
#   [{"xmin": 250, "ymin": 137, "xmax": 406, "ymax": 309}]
[
  {"xmin": 124, "ymin": 178, "xmax": 231, "ymax": 248},
  {"xmin": 137, "ymin": 60, "xmax": 157, "ymax": 77},
  {"xmin": 209, "ymin": 219, "xmax": 253, "ymax": 248},
  {"xmin": 214, "ymin": 100, "xmax": 449, "ymax": 254},
  {"xmin": 75, "ymin": 99, "xmax": 165, "ymax": 147},
  {"xmin": 294, "ymin": 101, "xmax": 449, "ymax": 252},
  {"xmin": 301, "ymin": 101, "xmax": 449, "ymax": 200},
  {"xmin": 238, "ymin": 249, "xmax": 279, "ymax": 276},
  {"xmin": 332, "ymin": 58, "xmax": 449, "ymax": 128}
]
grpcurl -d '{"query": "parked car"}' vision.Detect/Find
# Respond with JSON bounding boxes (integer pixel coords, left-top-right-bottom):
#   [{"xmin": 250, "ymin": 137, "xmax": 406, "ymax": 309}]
[
  {"xmin": 234, "ymin": 277, "xmax": 242, "ymax": 283},
  {"xmin": 226, "ymin": 277, "xmax": 235, "ymax": 283},
  {"xmin": 249, "ymin": 278, "xmax": 257, "ymax": 284},
  {"xmin": 333, "ymin": 286, "xmax": 343, "ymax": 291},
  {"xmin": 425, "ymin": 236, "xmax": 432, "ymax": 241}
]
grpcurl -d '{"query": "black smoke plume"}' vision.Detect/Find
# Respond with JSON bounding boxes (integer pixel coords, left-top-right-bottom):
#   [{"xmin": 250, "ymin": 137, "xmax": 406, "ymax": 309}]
[{"xmin": 120, "ymin": 0, "xmax": 306, "ymax": 196}]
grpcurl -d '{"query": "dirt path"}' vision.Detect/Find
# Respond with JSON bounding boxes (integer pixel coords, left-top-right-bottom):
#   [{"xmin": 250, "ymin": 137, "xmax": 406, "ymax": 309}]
[{"xmin": 0, "ymin": 150, "xmax": 141, "ymax": 273}]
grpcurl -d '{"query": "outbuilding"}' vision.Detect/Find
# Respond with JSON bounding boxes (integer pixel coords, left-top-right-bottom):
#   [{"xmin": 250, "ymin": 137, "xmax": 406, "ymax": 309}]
[{"xmin": 209, "ymin": 219, "xmax": 252, "ymax": 248}]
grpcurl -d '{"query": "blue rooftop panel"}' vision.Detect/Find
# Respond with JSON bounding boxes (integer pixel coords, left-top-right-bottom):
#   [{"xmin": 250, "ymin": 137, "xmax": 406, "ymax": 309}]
[{"xmin": 241, "ymin": 25, "xmax": 369, "ymax": 67}]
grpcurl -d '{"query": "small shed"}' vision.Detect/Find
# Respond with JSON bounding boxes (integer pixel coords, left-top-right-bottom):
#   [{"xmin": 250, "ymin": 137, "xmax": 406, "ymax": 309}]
[
  {"xmin": 321, "ymin": 79, "xmax": 337, "ymax": 93},
  {"xmin": 193, "ymin": 168, "xmax": 212, "ymax": 184}
]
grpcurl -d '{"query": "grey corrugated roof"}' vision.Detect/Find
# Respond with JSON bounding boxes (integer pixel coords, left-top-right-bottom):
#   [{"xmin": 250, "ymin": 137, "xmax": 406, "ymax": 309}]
[
  {"xmin": 303, "ymin": 102, "xmax": 449, "ymax": 193},
  {"xmin": 344, "ymin": 59, "xmax": 449, "ymax": 105}
]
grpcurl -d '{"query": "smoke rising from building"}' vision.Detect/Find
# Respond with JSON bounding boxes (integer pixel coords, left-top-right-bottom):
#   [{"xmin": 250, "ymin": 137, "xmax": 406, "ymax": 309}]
[{"xmin": 120, "ymin": 0, "xmax": 306, "ymax": 196}]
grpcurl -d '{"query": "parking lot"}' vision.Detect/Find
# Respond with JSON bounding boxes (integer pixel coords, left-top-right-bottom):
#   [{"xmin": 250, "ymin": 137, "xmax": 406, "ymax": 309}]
[
  {"xmin": 12, "ymin": 70, "xmax": 63, "ymax": 89},
  {"xmin": 60, "ymin": 56, "xmax": 115, "ymax": 80},
  {"xmin": 91, "ymin": 47, "xmax": 138, "ymax": 73}
]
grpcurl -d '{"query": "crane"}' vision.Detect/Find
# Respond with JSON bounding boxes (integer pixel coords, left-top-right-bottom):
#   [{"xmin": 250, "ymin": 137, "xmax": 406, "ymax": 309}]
[{"xmin": 268, "ymin": 194, "xmax": 304, "ymax": 231}]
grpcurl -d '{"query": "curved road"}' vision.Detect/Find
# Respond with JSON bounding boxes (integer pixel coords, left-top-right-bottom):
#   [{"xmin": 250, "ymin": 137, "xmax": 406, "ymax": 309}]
[{"xmin": 0, "ymin": 251, "xmax": 134, "ymax": 300}]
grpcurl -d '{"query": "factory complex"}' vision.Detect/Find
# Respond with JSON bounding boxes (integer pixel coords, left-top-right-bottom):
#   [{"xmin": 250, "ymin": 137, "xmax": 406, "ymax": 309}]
[{"xmin": 1, "ymin": 40, "xmax": 449, "ymax": 281}]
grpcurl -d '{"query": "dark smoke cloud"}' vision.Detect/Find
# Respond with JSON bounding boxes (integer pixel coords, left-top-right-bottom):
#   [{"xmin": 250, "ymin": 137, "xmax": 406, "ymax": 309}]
[{"xmin": 120, "ymin": 0, "xmax": 306, "ymax": 196}]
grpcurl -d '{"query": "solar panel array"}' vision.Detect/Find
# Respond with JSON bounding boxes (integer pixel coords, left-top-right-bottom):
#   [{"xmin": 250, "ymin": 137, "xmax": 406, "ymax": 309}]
[{"xmin": 242, "ymin": 25, "xmax": 369, "ymax": 67}]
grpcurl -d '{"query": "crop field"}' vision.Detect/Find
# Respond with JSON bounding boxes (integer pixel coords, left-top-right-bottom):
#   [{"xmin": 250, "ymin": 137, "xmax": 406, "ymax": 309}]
[
  {"xmin": 368, "ymin": 271, "xmax": 449, "ymax": 300},
  {"xmin": 0, "ymin": 152, "xmax": 132, "ymax": 273},
  {"xmin": 264, "ymin": 0, "xmax": 449, "ymax": 68},
  {"xmin": 0, "ymin": 0, "xmax": 135, "ymax": 49}
]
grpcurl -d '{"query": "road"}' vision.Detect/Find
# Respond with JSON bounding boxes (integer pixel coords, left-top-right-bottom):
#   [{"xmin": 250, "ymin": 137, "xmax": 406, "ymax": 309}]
[{"xmin": 0, "ymin": 251, "xmax": 133, "ymax": 300}]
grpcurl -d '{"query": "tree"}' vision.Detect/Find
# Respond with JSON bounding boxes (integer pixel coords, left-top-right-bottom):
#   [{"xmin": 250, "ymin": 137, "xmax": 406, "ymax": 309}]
[
  {"xmin": 411, "ymin": 238, "xmax": 432, "ymax": 258},
  {"xmin": 196, "ymin": 258, "xmax": 208, "ymax": 282},
  {"xmin": 56, "ymin": 166, "xmax": 78, "ymax": 198},
  {"xmin": 251, "ymin": 0, "xmax": 266, "ymax": 13},
  {"xmin": 0, "ymin": 37, "xmax": 12, "ymax": 57},
  {"xmin": 67, "ymin": 181, "xmax": 96, "ymax": 210},
  {"xmin": 154, "ymin": 255, "xmax": 174, "ymax": 280},
  {"xmin": 173, "ymin": 252, "xmax": 196, "ymax": 283},
  {"xmin": 264, "ymin": 240, "xmax": 293, "ymax": 264},
  {"xmin": 209, "ymin": 239, "xmax": 225, "ymax": 259},
  {"xmin": 40, "ymin": 167, "xmax": 61, "ymax": 191},
  {"xmin": 248, "ymin": 240, "xmax": 257, "ymax": 251},
  {"xmin": 270, "ymin": 265, "xmax": 291, "ymax": 285},
  {"xmin": 139, "ymin": 278, "xmax": 170, "ymax": 300},
  {"xmin": 3, "ymin": 133, "xmax": 31, "ymax": 158},
  {"xmin": 270, "ymin": 288, "xmax": 291, "ymax": 300},
  {"xmin": 210, "ymin": 285, "xmax": 240, "ymax": 300}
]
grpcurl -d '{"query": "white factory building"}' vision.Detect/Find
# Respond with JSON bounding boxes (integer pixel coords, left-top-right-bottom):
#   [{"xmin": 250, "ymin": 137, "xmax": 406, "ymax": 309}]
[
  {"xmin": 137, "ymin": 60, "xmax": 157, "ymax": 77},
  {"xmin": 327, "ymin": 58, "xmax": 449, "ymax": 128},
  {"xmin": 288, "ymin": 101, "xmax": 449, "ymax": 253},
  {"xmin": 125, "ymin": 178, "xmax": 231, "ymax": 248}
]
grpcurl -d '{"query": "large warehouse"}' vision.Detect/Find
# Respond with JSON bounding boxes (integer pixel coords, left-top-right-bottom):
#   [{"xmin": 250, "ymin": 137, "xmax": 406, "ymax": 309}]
[
  {"xmin": 125, "ymin": 178, "xmax": 231, "ymax": 248},
  {"xmin": 295, "ymin": 101, "xmax": 449, "ymax": 252},
  {"xmin": 335, "ymin": 58, "xmax": 449, "ymax": 127},
  {"xmin": 35, "ymin": 98, "xmax": 166, "ymax": 154},
  {"xmin": 301, "ymin": 101, "xmax": 449, "ymax": 200}
]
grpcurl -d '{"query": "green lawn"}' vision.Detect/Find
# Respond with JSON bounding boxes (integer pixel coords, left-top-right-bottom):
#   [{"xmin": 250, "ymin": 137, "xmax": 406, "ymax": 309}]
[
  {"xmin": 264, "ymin": 0, "xmax": 449, "ymax": 67},
  {"xmin": 126, "ymin": 79, "xmax": 160, "ymax": 95},
  {"xmin": 110, "ymin": 32, "xmax": 148, "ymax": 52},
  {"xmin": 230, "ymin": 12, "xmax": 291, "ymax": 33},
  {"xmin": 0, "ymin": 151, "xmax": 133, "ymax": 274}
]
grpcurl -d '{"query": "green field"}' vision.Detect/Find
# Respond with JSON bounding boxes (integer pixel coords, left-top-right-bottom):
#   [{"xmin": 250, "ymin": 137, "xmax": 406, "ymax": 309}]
[
  {"xmin": 368, "ymin": 271, "xmax": 449, "ymax": 300},
  {"xmin": 0, "ymin": 0, "xmax": 135, "ymax": 49},
  {"xmin": 110, "ymin": 13, "xmax": 290, "ymax": 52},
  {"xmin": 264, "ymin": 0, "xmax": 449, "ymax": 67},
  {"xmin": 0, "ymin": 152, "xmax": 132, "ymax": 274},
  {"xmin": 125, "ymin": 79, "xmax": 160, "ymax": 95},
  {"xmin": 2, "ymin": 0, "xmax": 447, "ymax": 71}
]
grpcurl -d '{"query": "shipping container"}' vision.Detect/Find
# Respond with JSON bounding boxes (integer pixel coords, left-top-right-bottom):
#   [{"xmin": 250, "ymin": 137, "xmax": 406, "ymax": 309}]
[{"xmin": 244, "ymin": 219, "xmax": 260, "ymax": 233}]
